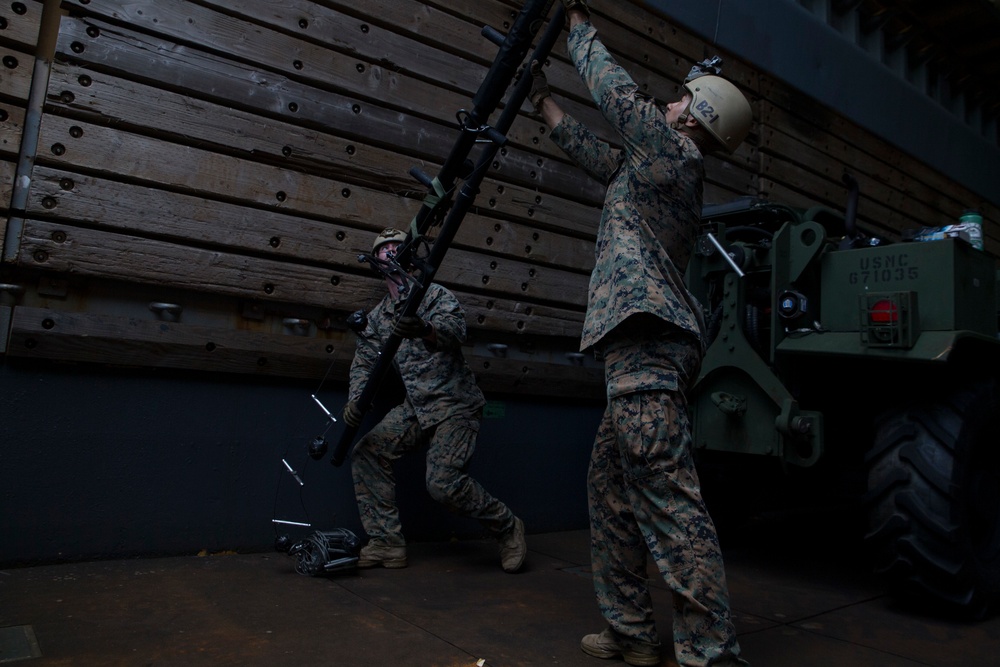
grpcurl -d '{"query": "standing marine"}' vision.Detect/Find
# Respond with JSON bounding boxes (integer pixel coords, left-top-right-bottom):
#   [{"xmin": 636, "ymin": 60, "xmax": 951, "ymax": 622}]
[{"xmin": 530, "ymin": 1, "xmax": 753, "ymax": 665}]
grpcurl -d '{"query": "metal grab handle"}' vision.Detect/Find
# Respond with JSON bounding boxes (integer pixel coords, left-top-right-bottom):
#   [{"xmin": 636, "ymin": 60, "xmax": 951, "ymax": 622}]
[{"xmin": 706, "ymin": 233, "xmax": 745, "ymax": 277}]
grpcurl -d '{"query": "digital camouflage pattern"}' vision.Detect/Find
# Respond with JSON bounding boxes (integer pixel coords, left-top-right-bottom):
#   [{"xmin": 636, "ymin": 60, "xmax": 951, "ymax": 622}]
[
  {"xmin": 591, "ymin": 326, "xmax": 744, "ymax": 666},
  {"xmin": 349, "ymin": 283, "xmax": 516, "ymax": 546},
  {"xmin": 601, "ymin": 314, "xmax": 700, "ymax": 399},
  {"xmin": 551, "ymin": 21, "xmax": 747, "ymax": 667},
  {"xmin": 549, "ymin": 21, "xmax": 707, "ymax": 353},
  {"xmin": 348, "ymin": 283, "xmax": 484, "ymax": 428}
]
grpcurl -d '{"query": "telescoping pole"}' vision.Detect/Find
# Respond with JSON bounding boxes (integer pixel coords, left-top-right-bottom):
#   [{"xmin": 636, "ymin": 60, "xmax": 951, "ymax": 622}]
[{"xmin": 329, "ymin": 2, "xmax": 565, "ymax": 467}]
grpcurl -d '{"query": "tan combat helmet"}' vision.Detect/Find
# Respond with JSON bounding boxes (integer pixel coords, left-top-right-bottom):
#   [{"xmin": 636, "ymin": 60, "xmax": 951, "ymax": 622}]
[
  {"xmin": 372, "ymin": 227, "xmax": 408, "ymax": 254},
  {"xmin": 683, "ymin": 75, "xmax": 752, "ymax": 154}
]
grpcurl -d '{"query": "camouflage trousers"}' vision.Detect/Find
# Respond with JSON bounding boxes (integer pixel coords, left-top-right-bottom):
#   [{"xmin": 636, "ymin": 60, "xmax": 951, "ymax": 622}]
[
  {"xmin": 351, "ymin": 402, "xmax": 515, "ymax": 546},
  {"xmin": 588, "ymin": 327, "xmax": 746, "ymax": 666}
]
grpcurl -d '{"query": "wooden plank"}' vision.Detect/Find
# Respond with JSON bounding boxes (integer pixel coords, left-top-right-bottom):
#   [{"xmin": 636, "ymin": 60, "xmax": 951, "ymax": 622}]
[
  {"xmin": 0, "ymin": 44, "xmax": 35, "ymax": 102},
  {"xmin": 50, "ymin": 4, "xmax": 754, "ymax": 221},
  {"xmin": 49, "ymin": 16, "xmax": 607, "ymax": 206},
  {"xmin": 760, "ymin": 121, "xmax": 998, "ymax": 250},
  {"xmin": 44, "ymin": 64, "xmax": 604, "ymax": 241},
  {"xmin": 199, "ymin": 0, "xmax": 502, "ymax": 87},
  {"xmin": 447, "ymin": 1, "xmax": 760, "ymax": 203},
  {"xmin": 0, "ymin": 101, "xmax": 16, "ymax": 248},
  {"xmin": 453, "ymin": 209, "xmax": 596, "ymax": 270},
  {"xmin": 17, "ymin": 218, "xmax": 367, "ymax": 310},
  {"xmin": 26, "ymin": 166, "xmax": 598, "ymax": 276},
  {"xmin": 436, "ymin": 246, "xmax": 589, "ymax": 308},
  {"xmin": 16, "ymin": 219, "xmax": 587, "ymax": 338},
  {"xmin": 578, "ymin": 2, "xmax": 995, "ymax": 243},
  {"xmin": 48, "ymin": 16, "xmax": 461, "ymax": 162},
  {"xmin": 469, "ymin": 351, "xmax": 604, "ymax": 399},
  {"xmin": 759, "ymin": 159, "xmax": 917, "ymax": 239},
  {"xmin": 33, "ymin": 109, "xmax": 408, "ymax": 218},
  {"xmin": 15, "ymin": 190, "xmax": 590, "ymax": 309},
  {"xmin": 704, "ymin": 153, "xmax": 758, "ymax": 200},
  {"xmin": 763, "ymin": 142, "xmax": 950, "ymax": 239},
  {"xmin": 6, "ymin": 304, "xmax": 602, "ymax": 397},
  {"xmin": 0, "ymin": 101, "xmax": 24, "ymax": 160},
  {"xmin": 56, "ymin": 0, "xmax": 993, "ymax": 235},
  {"xmin": 177, "ymin": 0, "xmax": 656, "ymax": 167},
  {"xmin": 513, "ymin": 0, "xmax": 762, "ymax": 180},
  {"xmin": 6, "ymin": 0, "xmax": 987, "ymax": 390},
  {"xmin": 0, "ymin": 158, "xmax": 13, "ymax": 205},
  {"xmin": 760, "ymin": 100, "xmax": 978, "ymax": 228},
  {"xmin": 519, "ymin": 0, "xmax": 762, "ymax": 172},
  {"xmin": 6, "ymin": 305, "xmax": 354, "ymax": 379},
  {"xmin": 474, "ymin": 171, "xmax": 603, "ymax": 240},
  {"xmin": 603, "ymin": 1, "xmax": 757, "ymax": 83},
  {"xmin": 55, "ymin": 0, "xmax": 615, "ymax": 166},
  {"xmin": 30, "ymin": 115, "xmax": 593, "ymax": 302},
  {"xmin": 86, "ymin": 0, "xmax": 579, "ymax": 125},
  {"xmin": 58, "ymin": 0, "xmax": 481, "ymax": 123},
  {"xmin": 326, "ymin": 0, "xmax": 510, "ymax": 63},
  {"xmin": 0, "ymin": 0, "xmax": 42, "ymax": 53},
  {"xmin": 25, "ymin": 165, "xmax": 395, "ymax": 270},
  {"xmin": 759, "ymin": 127, "xmax": 940, "ymax": 237},
  {"xmin": 762, "ymin": 178, "xmax": 998, "ymax": 257},
  {"xmin": 396, "ymin": 0, "xmax": 630, "ymax": 141},
  {"xmin": 42, "ymin": 63, "xmax": 434, "ymax": 195},
  {"xmin": 759, "ymin": 75, "xmax": 999, "ymax": 226},
  {"xmin": 0, "ymin": 102, "xmax": 24, "ymax": 166},
  {"xmin": 459, "ymin": 291, "xmax": 584, "ymax": 338},
  {"xmin": 32, "ymin": 113, "xmax": 420, "ymax": 233},
  {"xmin": 0, "ymin": 158, "xmax": 13, "ymax": 249},
  {"xmin": 495, "ymin": 0, "xmax": 729, "ymax": 105}
]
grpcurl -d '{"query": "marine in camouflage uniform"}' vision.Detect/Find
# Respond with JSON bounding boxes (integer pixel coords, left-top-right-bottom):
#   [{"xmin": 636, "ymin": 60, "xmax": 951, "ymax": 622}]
[
  {"xmin": 346, "ymin": 231, "xmax": 526, "ymax": 573},
  {"xmin": 532, "ymin": 5, "xmax": 749, "ymax": 666}
]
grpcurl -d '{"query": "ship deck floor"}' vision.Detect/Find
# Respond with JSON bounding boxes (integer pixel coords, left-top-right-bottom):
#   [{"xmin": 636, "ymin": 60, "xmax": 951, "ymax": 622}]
[{"xmin": 2, "ymin": 510, "xmax": 997, "ymax": 666}]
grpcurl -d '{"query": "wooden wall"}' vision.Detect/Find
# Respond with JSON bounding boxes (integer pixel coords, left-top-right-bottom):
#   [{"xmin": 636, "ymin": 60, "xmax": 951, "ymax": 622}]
[{"xmin": 0, "ymin": 0, "xmax": 995, "ymax": 400}]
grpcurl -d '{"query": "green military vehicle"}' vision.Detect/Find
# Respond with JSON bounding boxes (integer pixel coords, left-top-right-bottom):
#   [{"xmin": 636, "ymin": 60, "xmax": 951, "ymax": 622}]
[{"xmin": 686, "ymin": 178, "xmax": 999, "ymax": 617}]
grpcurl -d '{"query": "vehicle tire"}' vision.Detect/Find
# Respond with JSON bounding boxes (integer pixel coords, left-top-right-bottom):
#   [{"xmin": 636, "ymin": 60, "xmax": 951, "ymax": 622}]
[{"xmin": 865, "ymin": 379, "xmax": 1000, "ymax": 618}]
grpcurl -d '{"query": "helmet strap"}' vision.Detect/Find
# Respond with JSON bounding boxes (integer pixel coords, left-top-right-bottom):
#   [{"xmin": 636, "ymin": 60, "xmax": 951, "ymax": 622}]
[
  {"xmin": 670, "ymin": 111, "xmax": 693, "ymax": 132},
  {"xmin": 672, "ymin": 97, "xmax": 694, "ymax": 127}
]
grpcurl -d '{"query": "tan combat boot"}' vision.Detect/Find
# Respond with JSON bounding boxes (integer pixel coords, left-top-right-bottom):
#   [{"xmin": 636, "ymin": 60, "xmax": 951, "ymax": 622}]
[
  {"xmin": 498, "ymin": 516, "xmax": 527, "ymax": 573},
  {"xmin": 357, "ymin": 541, "xmax": 407, "ymax": 568},
  {"xmin": 581, "ymin": 627, "xmax": 661, "ymax": 666}
]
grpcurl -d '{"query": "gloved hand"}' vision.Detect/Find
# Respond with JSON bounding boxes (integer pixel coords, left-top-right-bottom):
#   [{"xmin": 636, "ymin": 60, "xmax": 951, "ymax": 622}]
[
  {"xmin": 393, "ymin": 315, "xmax": 432, "ymax": 339},
  {"xmin": 342, "ymin": 400, "xmax": 363, "ymax": 428},
  {"xmin": 528, "ymin": 60, "xmax": 551, "ymax": 113},
  {"xmin": 561, "ymin": 0, "xmax": 589, "ymax": 16}
]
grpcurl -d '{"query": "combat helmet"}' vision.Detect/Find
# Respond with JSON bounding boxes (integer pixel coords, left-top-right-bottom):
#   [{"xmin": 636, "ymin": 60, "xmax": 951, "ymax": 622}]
[
  {"xmin": 682, "ymin": 57, "xmax": 752, "ymax": 154},
  {"xmin": 372, "ymin": 227, "xmax": 407, "ymax": 254}
]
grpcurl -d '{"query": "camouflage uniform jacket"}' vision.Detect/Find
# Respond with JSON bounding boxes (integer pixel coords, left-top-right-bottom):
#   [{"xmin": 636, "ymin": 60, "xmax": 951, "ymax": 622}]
[
  {"xmin": 549, "ymin": 21, "xmax": 707, "ymax": 354},
  {"xmin": 348, "ymin": 282, "xmax": 485, "ymax": 430}
]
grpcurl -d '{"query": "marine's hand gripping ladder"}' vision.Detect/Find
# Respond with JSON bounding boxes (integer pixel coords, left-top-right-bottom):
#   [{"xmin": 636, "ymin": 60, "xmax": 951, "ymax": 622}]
[{"xmin": 327, "ymin": 1, "xmax": 565, "ymax": 467}]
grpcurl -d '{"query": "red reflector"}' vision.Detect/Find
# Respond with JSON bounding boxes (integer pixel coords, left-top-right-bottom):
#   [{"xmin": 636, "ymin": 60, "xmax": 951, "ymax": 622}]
[{"xmin": 870, "ymin": 299, "xmax": 899, "ymax": 324}]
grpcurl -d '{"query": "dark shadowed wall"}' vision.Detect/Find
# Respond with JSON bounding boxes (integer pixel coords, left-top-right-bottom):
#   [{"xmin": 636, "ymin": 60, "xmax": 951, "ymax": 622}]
[{"xmin": 0, "ymin": 362, "xmax": 600, "ymax": 564}]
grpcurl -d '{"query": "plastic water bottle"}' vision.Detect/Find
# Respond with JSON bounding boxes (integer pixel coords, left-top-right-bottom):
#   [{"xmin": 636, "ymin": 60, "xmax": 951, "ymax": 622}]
[{"xmin": 958, "ymin": 210, "xmax": 984, "ymax": 251}]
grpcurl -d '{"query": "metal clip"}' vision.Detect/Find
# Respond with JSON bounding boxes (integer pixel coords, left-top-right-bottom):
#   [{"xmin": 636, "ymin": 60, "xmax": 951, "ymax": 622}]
[
  {"xmin": 149, "ymin": 302, "xmax": 182, "ymax": 321},
  {"xmin": 487, "ymin": 343, "xmax": 508, "ymax": 358}
]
